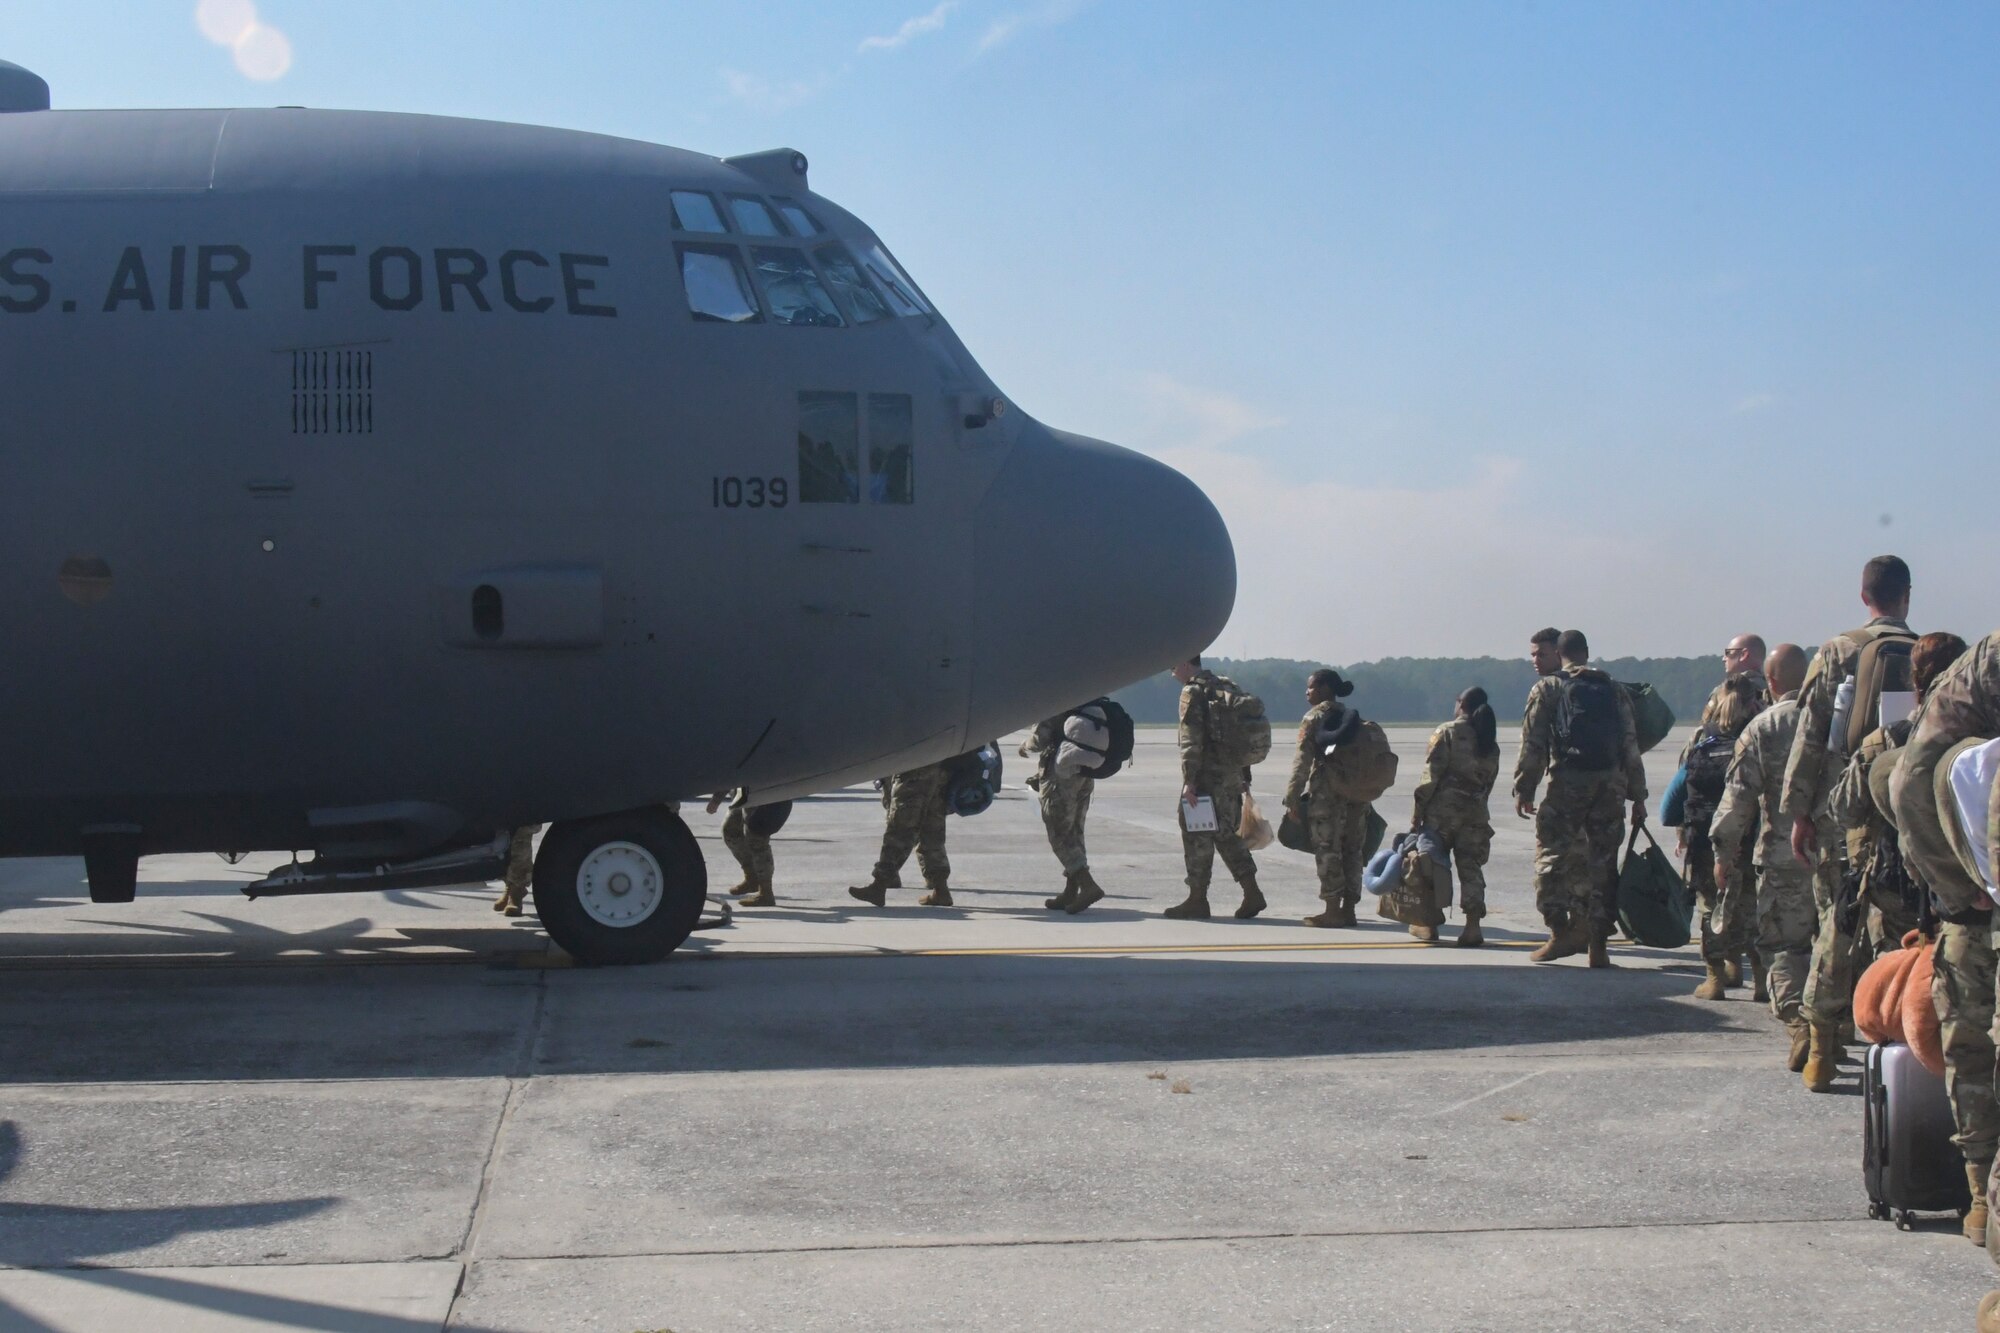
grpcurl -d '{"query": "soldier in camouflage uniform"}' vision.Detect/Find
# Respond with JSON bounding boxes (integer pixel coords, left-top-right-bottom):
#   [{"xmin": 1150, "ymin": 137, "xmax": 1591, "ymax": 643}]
[
  {"xmin": 1020, "ymin": 713, "xmax": 1102, "ymax": 914},
  {"xmin": 1410, "ymin": 687, "xmax": 1501, "ymax": 947},
  {"xmin": 1711, "ymin": 645, "xmax": 1816, "ymax": 1069},
  {"xmin": 1681, "ymin": 674, "xmax": 1767, "ymax": 1000},
  {"xmin": 1165, "ymin": 657, "xmax": 1263, "ymax": 921},
  {"xmin": 1513, "ymin": 630, "xmax": 1648, "ymax": 968},
  {"xmin": 1891, "ymin": 631, "xmax": 1998, "ymax": 1251},
  {"xmin": 850, "ymin": 760, "xmax": 954, "ymax": 907},
  {"xmin": 707, "ymin": 789, "xmax": 776, "ymax": 907},
  {"xmin": 491, "ymin": 824, "xmax": 541, "ymax": 916},
  {"xmin": 1284, "ymin": 668, "xmax": 1364, "ymax": 929},
  {"xmin": 1782, "ymin": 555, "xmax": 1915, "ymax": 1091}
]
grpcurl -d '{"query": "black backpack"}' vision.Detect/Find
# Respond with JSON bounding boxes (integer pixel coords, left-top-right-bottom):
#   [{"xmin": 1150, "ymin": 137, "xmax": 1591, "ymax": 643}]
[
  {"xmin": 944, "ymin": 742, "xmax": 1004, "ymax": 817},
  {"xmin": 1554, "ymin": 674, "xmax": 1622, "ymax": 772},
  {"xmin": 1066, "ymin": 699, "xmax": 1136, "ymax": 780},
  {"xmin": 1681, "ymin": 730, "xmax": 1735, "ymax": 828}
]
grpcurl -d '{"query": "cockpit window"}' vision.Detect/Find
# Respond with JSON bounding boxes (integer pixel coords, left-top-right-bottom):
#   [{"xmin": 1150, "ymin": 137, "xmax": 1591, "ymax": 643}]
[
  {"xmin": 750, "ymin": 248, "xmax": 845, "ymax": 327},
  {"xmin": 728, "ymin": 196, "xmax": 784, "ymax": 237},
  {"xmin": 677, "ymin": 244, "xmax": 761, "ymax": 323},
  {"xmin": 773, "ymin": 198, "xmax": 822, "ymax": 236},
  {"xmin": 798, "ymin": 391, "xmax": 860, "ymax": 503},
  {"xmin": 813, "ymin": 244, "xmax": 890, "ymax": 325},
  {"xmin": 868, "ymin": 394, "xmax": 915, "ymax": 504},
  {"xmin": 859, "ymin": 241, "xmax": 931, "ymax": 316},
  {"xmin": 670, "ymin": 190, "xmax": 728, "ymax": 234}
]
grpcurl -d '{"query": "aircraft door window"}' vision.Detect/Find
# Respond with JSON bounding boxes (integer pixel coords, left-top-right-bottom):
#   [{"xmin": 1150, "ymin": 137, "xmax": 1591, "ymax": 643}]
[
  {"xmin": 859, "ymin": 242, "xmax": 931, "ymax": 316},
  {"xmin": 798, "ymin": 391, "xmax": 861, "ymax": 503},
  {"xmin": 750, "ymin": 248, "xmax": 844, "ymax": 327},
  {"xmin": 728, "ymin": 196, "xmax": 784, "ymax": 237},
  {"xmin": 677, "ymin": 244, "xmax": 762, "ymax": 323},
  {"xmin": 773, "ymin": 198, "xmax": 823, "ymax": 236},
  {"xmin": 813, "ymin": 244, "xmax": 890, "ymax": 325},
  {"xmin": 670, "ymin": 190, "xmax": 729, "ymax": 233},
  {"xmin": 867, "ymin": 394, "xmax": 915, "ymax": 504}
]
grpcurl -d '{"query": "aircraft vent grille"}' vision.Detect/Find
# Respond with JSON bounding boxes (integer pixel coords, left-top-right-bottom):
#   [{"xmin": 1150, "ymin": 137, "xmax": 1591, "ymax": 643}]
[{"xmin": 291, "ymin": 350, "xmax": 374, "ymax": 434}]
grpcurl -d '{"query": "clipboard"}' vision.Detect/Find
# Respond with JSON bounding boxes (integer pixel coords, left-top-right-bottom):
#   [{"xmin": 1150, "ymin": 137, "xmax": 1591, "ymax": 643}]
[{"xmin": 1181, "ymin": 796, "xmax": 1218, "ymax": 833}]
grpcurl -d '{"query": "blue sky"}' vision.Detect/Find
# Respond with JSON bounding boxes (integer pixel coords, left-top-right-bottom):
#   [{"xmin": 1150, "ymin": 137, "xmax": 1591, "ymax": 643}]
[{"xmin": 5, "ymin": 2, "xmax": 1995, "ymax": 661}]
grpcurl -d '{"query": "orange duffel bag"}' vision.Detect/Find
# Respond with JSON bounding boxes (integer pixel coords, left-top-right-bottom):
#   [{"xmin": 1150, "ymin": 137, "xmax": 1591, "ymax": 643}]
[
  {"xmin": 1855, "ymin": 932, "xmax": 1927, "ymax": 1046},
  {"xmin": 1901, "ymin": 938, "xmax": 1946, "ymax": 1075}
]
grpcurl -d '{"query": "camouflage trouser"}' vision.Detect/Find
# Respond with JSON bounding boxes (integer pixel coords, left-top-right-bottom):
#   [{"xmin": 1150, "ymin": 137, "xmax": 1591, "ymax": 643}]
[
  {"xmin": 1752, "ymin": 864, "xmax": 1816, "ymax": 1023},
  {"xmin": 1802, "ymin": 842, "xmax": 1857, "ymax": 1028},
  {"xmin": 496, "ymin": 824, "xmax": 541, "ymax": 909},
  {"xmin": 1863, "ymin": 881, "xmax": 1920, "ymax": 958},
  {"xmin": 1931, "ymin": 918, "xmax": 1999, "ymax": 1170},
  {"xmin": 1686, "ymin": 832, "xmax": 1754, "ymax": 963},
  {"xmin": 1037, "ymin": 772, "xmax": 1093, "ymax": 876},
  {"xmin": 722, "ymin": 807, "xmax": 774, "ymax": 890},
  {"xmin": 1428, "ymin": 811, "xmax": 1492, "ymax": 918},
  {"xmin": 1181, "ymin": 782, "xmax": 1257, "ymax": 895},
  {"xmin": 1533, "ymin": 772, "xmax": 1625, "ymax": 937},
  {"xmin": 872, "ymin": 766, "xmax": 951, "ymax": 889},
  {"xmin": 1308, "ymin": 797, "xmax": 1366, "ymax": 908}
]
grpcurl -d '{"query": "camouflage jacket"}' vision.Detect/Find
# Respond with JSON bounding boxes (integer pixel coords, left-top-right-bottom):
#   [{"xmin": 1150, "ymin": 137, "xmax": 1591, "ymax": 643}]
[
  {"xmin": 1711, "ymin": 693, "xmax": 1806, "ymax": 870},
  {"xmin": 1892, "ymin": 630, "xmax": 2000, "ymax": 914},
  {"xmin": 1781, "ymin": 615, "xmax": 1913, "ymax": 820},
  {"xmin": 1513, "ymin": 665, "xmax": 1647, "ymax": 804},
  {"xmin": 1177, "ymin": 670, "xmax": 1239, "ymax": 790},
  {"xmin": 1412, "ymin": 716, "xmax": 1498, "ymax": 828},
  {"xmin": 1283, "ymin": 700, "xmax": 1333, "ymax": 811},
  {"xmin": 1829, "ymin": 720, "xmax": 1909, "ymax": 860}
]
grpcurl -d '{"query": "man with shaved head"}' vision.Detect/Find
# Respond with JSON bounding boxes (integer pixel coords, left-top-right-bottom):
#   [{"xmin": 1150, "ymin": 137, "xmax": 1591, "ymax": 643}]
[{"xmin": 1711, "ymin": 644, "xmax": 1817, "ymax": 1071}]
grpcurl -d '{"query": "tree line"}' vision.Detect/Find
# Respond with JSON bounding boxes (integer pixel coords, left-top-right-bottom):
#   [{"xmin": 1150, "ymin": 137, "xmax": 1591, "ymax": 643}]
[{"xmin": 1110, "ymin": 656, "xmax": 1723, "ymax": 726}]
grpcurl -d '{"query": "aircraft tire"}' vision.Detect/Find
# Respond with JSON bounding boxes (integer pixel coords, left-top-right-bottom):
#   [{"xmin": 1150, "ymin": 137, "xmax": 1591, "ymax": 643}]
[{"xmin": 532, "ymin": 806, "xmax": 707, "ymax": 965}]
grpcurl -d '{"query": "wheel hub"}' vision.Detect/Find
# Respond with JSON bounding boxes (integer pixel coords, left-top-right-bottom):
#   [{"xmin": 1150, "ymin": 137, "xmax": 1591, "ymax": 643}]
[{"xmin": 576, "ymin": 841, "xmax": 664, "ymax": 928}]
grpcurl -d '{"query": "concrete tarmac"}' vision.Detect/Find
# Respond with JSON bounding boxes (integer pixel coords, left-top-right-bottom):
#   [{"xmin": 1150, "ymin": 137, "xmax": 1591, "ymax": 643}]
[{"xmin": 0, "ymin": 727, "xmax": 1992, "ymax": 1330}]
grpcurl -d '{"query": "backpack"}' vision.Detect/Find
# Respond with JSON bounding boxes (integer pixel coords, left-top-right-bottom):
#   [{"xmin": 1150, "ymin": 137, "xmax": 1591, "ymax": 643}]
[
  {"xmin": 1322, "ymin": 716, "xmax": 1399, "ymax": 803},
  {"xmin": 944, "ymin": 742, "xmax": 1004, "ymax": 817},
  {"xmin": 1554, "ymin": 673, "xmax": 1622, "ymax": 772},
  {"xmin": 1841, "ymin": 631, "xmax": 1918, "ymax": 755},
  {"xmin": 1621, "ymin": 682, "xmax": 1677, "ymax": 755},
  {"xmin": 1203, "ymin": 676, "xmax": 1272, "ymax": 769},
  {"xmin": 1616, "ymin": 827, "xmax": 1693, "ymax": 948},
  {"xmin": 1059, "ymin": 698, "xmax": 1135, "ymax": 780},
  {"xmin": 1681, "ymin": 729, "xmax": 1735, "ymax": 829}
]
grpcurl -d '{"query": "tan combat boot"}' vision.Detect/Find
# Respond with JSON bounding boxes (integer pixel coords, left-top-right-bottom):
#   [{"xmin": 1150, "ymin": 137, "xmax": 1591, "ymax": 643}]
[
  {"xmin": 727, "ymin": 880, "xmax": 758, "ymax": 898},
  {"xmin": 847, "ymin": 875, "xmax": 894, "ymax": 907},
  {"xmin": 1303, "ymin": 902, "xmax": 1355, "ymax": 928},
  {"xmin": 1802, "ymin": 1022, "xmax": 1840, "ymax": 1092},
  {"xmin": 1586, "ymin": 933, "xmax": 1613, "ymax": 969},
  {"xmin": 1408, "ymin": 921, "xmax": 1438, "ymax": 942},
  {"xmin": 1693, "ymin": 960, "xmax": 1730, "ymax": 1001},
  {"xmin": 1723, "ymin": 955, "xmax": 1744, "ymax": 986},
  {"xmin": 1752, "ymin": 949, "xmax": 1770, "ymax": 1004},
  {"xmin": 1785, "ymin": 1018, "xmax": 1811, "ymax": 1072},
  {"xmin": 738, "ymin": 874, "xmax": 775, "ymax": 907},
  {"xmin": 1046, "ymin": 871, "xmax": 1078, "ymax": 912},
  {"xmin": 1979, "ymin": 1291, "xmax": 2000, "ymax": 1333},
  {"xmin": 1064, "ymin": 868, "xmax": 1105, "ymax": 915},
  {"xmin": 1164, "ymin": 890, "xmax": 1211, "ymax": 920},
  {"xmin": 1528, "ymin": 919, "xmax": 1587, "ymax": 964},
  {"xmin": 1232, "ymin": 878, "xmax": 1267, "ymax": 920},
  {"xmin": 1455, "ymin": 914, "xmax": 1485, "ymax": 948},
  {"xmin": 1967, "ymin": 1161, "xmax": 1992, "ymax": 1247},
  {"xmin": 917, "ymin": 883, "xmax": 953, "ymax": 907}
]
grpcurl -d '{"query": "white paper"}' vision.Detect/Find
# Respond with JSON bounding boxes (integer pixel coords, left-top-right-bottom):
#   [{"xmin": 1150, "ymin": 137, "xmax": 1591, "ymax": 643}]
[
  {"xmin": 1878, "ymin": 690, "xmax": 1917, "ymax": 730},
  {"xmin": 1948, "ymin": 737, "xmax": 2000, "ymax": 902},
  {"xmin": 1182, "ymin": 796, "xmax": 1218, "ymax": 833}
]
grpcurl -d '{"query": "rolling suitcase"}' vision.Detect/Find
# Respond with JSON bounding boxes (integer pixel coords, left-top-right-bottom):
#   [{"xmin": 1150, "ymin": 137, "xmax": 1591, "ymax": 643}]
[{"xmin": 1863, "ymin": 1042, "xmax": 1969, "ymax": 1229}]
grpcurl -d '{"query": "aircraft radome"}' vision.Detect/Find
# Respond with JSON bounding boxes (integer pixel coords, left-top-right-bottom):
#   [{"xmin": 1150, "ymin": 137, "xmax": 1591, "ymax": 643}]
[{"xmin": 0, "ymin": 60, "xmax": 1236, "ymax": 964}]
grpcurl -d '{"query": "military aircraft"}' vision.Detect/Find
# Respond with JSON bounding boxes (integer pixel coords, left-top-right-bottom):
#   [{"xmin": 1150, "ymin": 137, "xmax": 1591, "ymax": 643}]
[{"xmin": 0, "ymin": 61, "xmax": 1235, "ymax": 964}]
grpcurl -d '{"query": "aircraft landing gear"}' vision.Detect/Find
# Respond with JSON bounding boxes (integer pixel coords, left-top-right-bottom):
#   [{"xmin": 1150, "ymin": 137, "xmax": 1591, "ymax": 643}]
[{"xmin": 533, "ymin": 806, "xmax": 707, "ymax": 965}]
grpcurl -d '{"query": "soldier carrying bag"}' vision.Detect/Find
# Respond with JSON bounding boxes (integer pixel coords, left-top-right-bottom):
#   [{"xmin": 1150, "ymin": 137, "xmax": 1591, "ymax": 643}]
[
  {"xmin": 1316, "ymin": 707, "xmax": 1398, "ymax": 803},
  {"xmin": 1202, "ymin": 677, "xmax": 1273, "ymax": 770},
  {"xmin": 1555, "ymin": 673, "xmax": 1624, "ymax": 772}
]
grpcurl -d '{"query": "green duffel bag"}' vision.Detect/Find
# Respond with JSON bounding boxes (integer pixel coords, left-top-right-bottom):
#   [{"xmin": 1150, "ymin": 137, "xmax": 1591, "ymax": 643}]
[
  {"xmin": 1278, "ymin": 804, "xmax": 1389, "ymax": 858},
  {"xmin": 1616, "ymin": 826, "xmax": 1693, "ymax": 948},
  {"xmin": 1620, "ymin": 682, "xmax": 1677, "ymax": 755},
  {"xmin": 1362, "ymin": 805, "xmax": 1387, "ymax": 861}
]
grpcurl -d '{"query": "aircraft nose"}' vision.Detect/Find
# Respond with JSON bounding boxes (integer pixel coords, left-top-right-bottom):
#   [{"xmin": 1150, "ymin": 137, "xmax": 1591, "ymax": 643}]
[{"xmin": 967, "ymin": 427, "xmax": 1236, "ymax": 738}]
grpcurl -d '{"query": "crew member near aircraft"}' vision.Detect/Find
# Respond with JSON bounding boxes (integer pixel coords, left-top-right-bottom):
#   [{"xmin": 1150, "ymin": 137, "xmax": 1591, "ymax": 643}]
[
  {"xmin": 1410, "ymin": 687, "xmax": 1502, "ymax": 948},
  {"xmin": 1165, "ymin": 657, "xmax": 1265, "ymax": 921},
  {"xmin": 1513, "ymin": 630, "xmax": 1647, "ymax": 968},
  {"xmin": 850, "ymin": 762, "xmax": 955, "ymax": 908},
  {"xmin": 492, "ymin": 825, "xmax": 540, "ymax": 917},
  {"xmin": 1021, "ymin": 712, "xmax": 1104, "ymax": 915},
  {"xmin": 707, "ymin": 789, "xmax": 776, "ymax": 907}
]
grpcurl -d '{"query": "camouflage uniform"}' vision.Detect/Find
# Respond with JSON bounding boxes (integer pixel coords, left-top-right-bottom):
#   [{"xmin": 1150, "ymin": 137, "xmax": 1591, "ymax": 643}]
[
  {"xmin": 1782, "ymin": 616, "xmax": 1914, "ymax": 1030},
  {"xmin": 871, "ymin": 761, "xmax": 952, "ymax": 891},
  {"xmin": 1179, "ymin": 670, "xmax": 1258, "ymax": 895},
  {"xmin": 1410, "ymin": 716, "xmax": 1499, "ymax": 918},
  {"xmin": 494, "ymin": 824, "xmax": 541, "ymax": 911},
  {"xmin": 1711, "ymin": 694, "xmax": 1815, "ymax": 1022},
  {"xmin": 1283, "ymin": 700, "xmax": 1365, "ymax": 909},
  {"xmin": 1891, "ymin": 632, "xmax": 2000, "ymax": 1199},
  {"xmin": 1514, "ymin": 665, "xmax": 1647, "ymax": 938},
  {"xmin": 1827, "ymin": 721, "xmax": 1919, "ymax": 959},
  {"xmin": 1681, "ymin": 718, "xmax": 1758, "ymax": 965},
  {"xmin": 1022, "ymin": 718, "xmax": 1093, "ymax": 876},
  {"xmin": 721, "ymin": 801, "xmax": 774, "ymax": 894}
]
